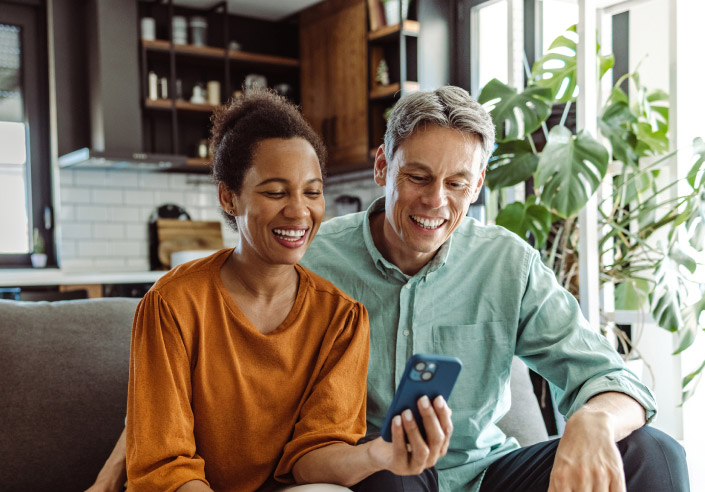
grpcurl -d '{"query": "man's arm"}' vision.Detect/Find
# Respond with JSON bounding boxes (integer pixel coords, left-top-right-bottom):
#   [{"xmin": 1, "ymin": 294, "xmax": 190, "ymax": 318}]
[
  {"xmin": 548, "ymin": 391, "xmax": 646, "ymax": 492},
  {"xmin": 292, "ymin": 395, "xmax": 453, "ymax": 486},
  {"xmin": 84, "ymin": 428, "xmax": 127, "ymax": 492}
]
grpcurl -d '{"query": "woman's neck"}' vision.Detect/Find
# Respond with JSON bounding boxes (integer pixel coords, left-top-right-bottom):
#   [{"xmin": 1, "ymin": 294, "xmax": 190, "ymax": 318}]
[{"xmin": 222, "ymin": 249, "xmax": 299, "ymax": 301}]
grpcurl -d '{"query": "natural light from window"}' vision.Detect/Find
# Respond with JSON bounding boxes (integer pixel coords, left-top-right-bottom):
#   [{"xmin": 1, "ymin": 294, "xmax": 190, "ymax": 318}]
[
  {"xmin": 475, "ymin": 0, "xmax": 508, "ymax": 93},
  {"xmin": 0, "ymin": 22, "xmax": 30, "ymax": 254}
]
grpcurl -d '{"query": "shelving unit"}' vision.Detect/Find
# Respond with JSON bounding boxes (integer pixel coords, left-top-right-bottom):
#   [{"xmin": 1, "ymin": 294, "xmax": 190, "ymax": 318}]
[
  {"xmin": 138, "ymin": 0, "xmax": 300, "ymax": 170},
  {"xmin": 366, "ymin": 2, "xmax": 419, "ymax": 156}
]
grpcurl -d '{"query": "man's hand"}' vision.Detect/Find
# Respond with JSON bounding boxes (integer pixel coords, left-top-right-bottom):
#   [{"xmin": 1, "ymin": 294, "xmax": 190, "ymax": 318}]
[
  {"xmin": 368, "ymin": 395, "xmax": 453, "ymax": 475},
  {"xmin": 548, "ymin": 392, "xmax": 646, "ymax": 492}
]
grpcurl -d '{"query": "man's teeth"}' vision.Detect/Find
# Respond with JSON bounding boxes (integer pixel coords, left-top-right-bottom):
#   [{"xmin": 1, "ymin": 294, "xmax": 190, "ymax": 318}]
[
  {"xmin": 273, "ymin": 228, "xmax": 306, "ymax": 241},
  {"xmin": 411, "ymin": 216, "xmax": 445, "ymax": 229}
]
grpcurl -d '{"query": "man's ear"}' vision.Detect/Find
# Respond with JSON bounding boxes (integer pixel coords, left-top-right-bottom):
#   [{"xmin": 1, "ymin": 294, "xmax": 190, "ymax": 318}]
[
  {"xmin": 218, "ymin": 182, "xmax": 237, "ymax": 216},
  {"xmin": 470, "ymin": 169, "xmax": 486, "ymax": 204},
  {"xmin": 373, "ymin": 146, "xmax": 388, "ymax": 186}
]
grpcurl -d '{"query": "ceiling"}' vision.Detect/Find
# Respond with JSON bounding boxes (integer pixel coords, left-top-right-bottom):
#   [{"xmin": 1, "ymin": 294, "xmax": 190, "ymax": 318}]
[{"xmin": 174, "ymin": 0, "xmax": 324, "ymax": 21}]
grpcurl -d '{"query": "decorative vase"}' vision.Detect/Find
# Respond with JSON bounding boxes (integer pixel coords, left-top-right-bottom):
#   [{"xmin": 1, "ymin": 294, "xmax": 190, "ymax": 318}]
[{"xmin": 30, "ymin": 253, "xmax": 47, "ymax": 268}]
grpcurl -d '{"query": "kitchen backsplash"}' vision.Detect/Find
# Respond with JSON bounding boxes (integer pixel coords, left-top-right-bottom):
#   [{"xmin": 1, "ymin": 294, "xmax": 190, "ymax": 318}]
[{"xmin": 58, "ymin": 168, "xmax": 383, "ymax": 272}]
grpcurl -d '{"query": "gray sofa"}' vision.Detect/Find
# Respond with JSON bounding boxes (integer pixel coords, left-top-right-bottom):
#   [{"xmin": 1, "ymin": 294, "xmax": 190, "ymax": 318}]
[{"xmin": 0, "ymin": 298, "xmax": 548, "ymax": 491}]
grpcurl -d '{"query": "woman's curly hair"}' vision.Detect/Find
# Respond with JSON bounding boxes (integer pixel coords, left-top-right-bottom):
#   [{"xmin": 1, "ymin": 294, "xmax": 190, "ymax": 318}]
[{"xmin": 210, "ymin": 88, "xmax": 326, "ymax": 229}]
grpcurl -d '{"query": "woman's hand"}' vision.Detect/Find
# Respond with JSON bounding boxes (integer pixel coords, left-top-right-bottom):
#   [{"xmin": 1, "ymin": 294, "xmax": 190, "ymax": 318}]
[{"xmin": 367, "ymin": 395, "xmax": 453, "ymax": 476}]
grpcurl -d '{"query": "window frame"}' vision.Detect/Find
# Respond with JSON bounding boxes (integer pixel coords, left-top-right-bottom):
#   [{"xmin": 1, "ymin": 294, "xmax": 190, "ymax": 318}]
[{"xmin": 0, "ymin": 0, "xmax": 54, "ymax": 267}]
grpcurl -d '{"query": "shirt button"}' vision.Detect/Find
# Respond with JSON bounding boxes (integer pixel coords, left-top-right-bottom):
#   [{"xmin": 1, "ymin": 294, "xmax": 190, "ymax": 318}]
[
  {"xmin": 403, "ymin": 330, "xmax": 410, "ymax": 336},
  {"xmin": 405, "ymin": 283, "xmax": 411, "ymax": 289}
]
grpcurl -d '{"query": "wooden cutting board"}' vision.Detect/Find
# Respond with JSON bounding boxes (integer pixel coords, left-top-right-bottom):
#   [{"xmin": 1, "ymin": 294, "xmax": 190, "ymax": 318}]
[{"xmin": 156, "ymin": 219, "xmax": 224, "ymax": 269}]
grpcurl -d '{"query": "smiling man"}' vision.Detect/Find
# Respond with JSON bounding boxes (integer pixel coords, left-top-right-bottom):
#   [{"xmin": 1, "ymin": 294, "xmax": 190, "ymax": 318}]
[{"xmin": 301, "ymin": 86, "xmax": 689, "ymax": 492}]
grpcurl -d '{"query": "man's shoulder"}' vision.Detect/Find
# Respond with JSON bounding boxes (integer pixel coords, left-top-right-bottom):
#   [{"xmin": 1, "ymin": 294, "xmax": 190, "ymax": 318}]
[
  {"xmin": 454, "ymin": 218, "xmax": 535, "ymax": 253},
  {"xmin": 307, "ymin": 213, "xmax": 367, "ymax": 255}
]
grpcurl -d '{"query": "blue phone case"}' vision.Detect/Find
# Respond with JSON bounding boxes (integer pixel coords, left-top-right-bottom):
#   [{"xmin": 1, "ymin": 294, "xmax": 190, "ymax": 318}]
[{"xmin": 380, "ymin": 353, "xmax": 462, "ymax": 442}]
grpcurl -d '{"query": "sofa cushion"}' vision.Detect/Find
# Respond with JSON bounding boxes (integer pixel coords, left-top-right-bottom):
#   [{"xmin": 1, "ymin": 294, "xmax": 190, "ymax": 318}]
[
  {"xmin": 0, "ymin": 298, "xmax": 139, "ymax": 492},
  {"xmin": 499, "ymin": 358, "xmax": 550, "ymax": 446}
]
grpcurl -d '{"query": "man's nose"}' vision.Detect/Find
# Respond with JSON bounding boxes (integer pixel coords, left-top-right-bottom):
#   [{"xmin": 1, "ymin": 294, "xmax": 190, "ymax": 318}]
[{"xmin": 422, "ymin": 181, "xmax": 447, "ymax": 208}]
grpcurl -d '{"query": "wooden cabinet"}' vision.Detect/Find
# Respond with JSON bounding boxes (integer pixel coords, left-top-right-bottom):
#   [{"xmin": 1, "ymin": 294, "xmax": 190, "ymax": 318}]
[
  {"xmin": 138, "ymin": 0, "xmax": 300, "ymax": 171},
  {"xmin": 300, "ymin": 0, "xmax": 369, "ymax": 173}
]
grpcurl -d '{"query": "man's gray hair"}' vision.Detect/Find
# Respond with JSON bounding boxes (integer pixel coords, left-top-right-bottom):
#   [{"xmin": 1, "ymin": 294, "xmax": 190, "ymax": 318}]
[{"xmin": 383, "ymin": 86, "xmax": 496, "ymax": 170}]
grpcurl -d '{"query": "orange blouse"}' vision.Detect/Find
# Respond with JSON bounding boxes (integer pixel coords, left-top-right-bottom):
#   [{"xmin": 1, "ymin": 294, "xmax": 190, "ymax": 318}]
[{"xmin": 126, "ymin": 249, "xmax": 369, "ymax": 492}]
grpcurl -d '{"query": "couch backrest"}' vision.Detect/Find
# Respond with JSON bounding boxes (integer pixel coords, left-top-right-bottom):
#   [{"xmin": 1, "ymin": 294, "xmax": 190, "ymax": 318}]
[
  {"xmin": 0, "ymin": 297, "xmax": 547, "ymax": 491},
  {"xmin": 0, "ymin": 298, "xmax": 139, "ymax": 492}
]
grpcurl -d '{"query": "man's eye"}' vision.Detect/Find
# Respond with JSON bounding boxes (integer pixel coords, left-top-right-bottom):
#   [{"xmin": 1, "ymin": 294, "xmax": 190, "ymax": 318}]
[
  {"xmin": 409, "ymin": 175, "xmax": 426, "ymax": 182},
  {"xmin": 448, "ymin": 181, "xmax": 468, "ymax": 189}
]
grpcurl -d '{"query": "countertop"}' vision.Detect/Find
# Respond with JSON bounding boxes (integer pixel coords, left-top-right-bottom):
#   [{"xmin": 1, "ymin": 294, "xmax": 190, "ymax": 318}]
[{"xmin": 0, "ymin": 269, "xmax": 166, "ymax": 287}]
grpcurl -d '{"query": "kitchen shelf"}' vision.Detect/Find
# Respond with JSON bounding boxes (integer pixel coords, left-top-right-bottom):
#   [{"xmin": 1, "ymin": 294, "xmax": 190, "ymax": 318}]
[
  {"xmin": 144, "ymin": 98, "xmax": 173, "ymax": 110},
  {"xmin": 369, "ymin": 81, "xmax": 419, "ymax": 100},
  {"xmin": 175, "ymin": 100, "xmax": 218, "ymax": 112},
  {"xmin": 368, "ymin": 20, "xmax": 419, "ymax": 42},
  {"xmin": 141, "ymin": 39, "xmax": 298, "ymax": 68}
]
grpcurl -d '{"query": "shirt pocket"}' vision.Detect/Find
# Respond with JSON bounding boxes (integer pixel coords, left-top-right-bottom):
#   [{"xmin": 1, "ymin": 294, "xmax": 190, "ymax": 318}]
[{"xmin": 432, "ymin": 322, "xmax": 512, "ymax": 416}]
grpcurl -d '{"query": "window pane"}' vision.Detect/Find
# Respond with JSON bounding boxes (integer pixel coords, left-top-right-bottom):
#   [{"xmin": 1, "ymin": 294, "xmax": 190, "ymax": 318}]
[
  {"xmin": 0, "ymin": 23, "xmax": 30, "ymax": 254},
  {"xmin": 476, "ymin": 0, "xmax": 508, "ymax": 90},
  {"xmin": 540, "ymin": 0, "xmax": 578, "ymax": 56}
]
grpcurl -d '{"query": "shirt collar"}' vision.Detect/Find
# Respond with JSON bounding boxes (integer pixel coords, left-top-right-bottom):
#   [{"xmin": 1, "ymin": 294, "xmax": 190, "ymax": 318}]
[{"xmin": 362, "ymin": 197, "xmax": 453, "ymax": 280}]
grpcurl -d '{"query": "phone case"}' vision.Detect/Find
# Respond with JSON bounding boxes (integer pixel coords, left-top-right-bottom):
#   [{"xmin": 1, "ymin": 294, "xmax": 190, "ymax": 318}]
[{"xmin": 380, "ymin": 353, "xmax": 463, "ymax": 442}]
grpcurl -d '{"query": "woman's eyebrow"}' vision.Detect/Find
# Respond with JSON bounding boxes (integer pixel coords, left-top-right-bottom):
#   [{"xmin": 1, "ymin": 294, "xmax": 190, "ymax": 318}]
[{"xmin": 255, "ymin": 177, "xmax": 323, "ymax": 186}]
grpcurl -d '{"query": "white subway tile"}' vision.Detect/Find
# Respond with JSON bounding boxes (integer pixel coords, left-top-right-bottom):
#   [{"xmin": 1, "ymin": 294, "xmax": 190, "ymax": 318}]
[
  {"xmin": 125, "ymin": 224, "xmax": 147, "ymax": 240},
  {"xmin": 124, "ymin": 189, "xmax": 157, "ymax": 206},
  {"xmin": 59, "ymin": 169, "xmax": 74, "ymax": 187},
  {"xmin": 139, "ymin": 206, "xmax": 156, "ymax": 222},
  {"xmin": 75, "ymin": 170, "xmax": 108, "ymax": 187},
  {"xmin": 61, "ymin": 187, "xmax": 92, "ymax": 204},
  {"xmin": 139, "ymin": 173, "xmax": 166, "ymax": 189},
  {"xmin": 59, "ymin": 204, "xmax": 75, "ymax": 222},
  {"xmin": 158, "ymin": 190, "xmax": 188, "ymax": 205},
  {"xmin": 109, "ymin": 206, "xmax": 141, "ymax": 223},
  {"xmin": 109, "ymin": 241, "xmax": 143, "ymax": 257},
  {"xmin": 75, "ymin": 205, "xmax": 109, "ymax": 222},
  {"xmin": 61, "ymin": 223, "xmax": 93, "ymax": 239},
  {"xmin": 93, "ymin": 224, "xmax": 126, "ymax": 239},
  {"xmin": 59, "ymin": 257, "xmax": 95, "ymax": 272},
  {"xmin": 59, "ymin": 239, "xmax": 77, "ymax": 259},
  {"xmin": 79, "ymin": 240, "xmax": 112, "ymax": 257},
  {"xmin": 109, "ymin": 171, "xmax": 141, "ymax": 188},
  {"xmin": 93, "ymin": 258, "xmax": 128, "ymax": 270},
  {"xmin": 126, "ymin": 258, "xmax": 151, "ymax": 270},
  {"xmin": 91, "ymin": 188, "xmax": 123, "ymax": 205},
  {"xmin": 168, "ymin": 173, "xmax": 190, "ymax": 189}
]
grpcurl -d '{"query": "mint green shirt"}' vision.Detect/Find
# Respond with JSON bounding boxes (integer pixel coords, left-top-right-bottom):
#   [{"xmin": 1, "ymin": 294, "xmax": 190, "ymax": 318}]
[{"xmin": 301, "ymin": 198, "xmax": 656, "ymax": 492}]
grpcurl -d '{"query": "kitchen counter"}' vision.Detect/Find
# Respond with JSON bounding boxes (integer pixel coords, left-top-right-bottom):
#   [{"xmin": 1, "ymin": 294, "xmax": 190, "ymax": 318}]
[{"xmin": 0, "ymin": 269, "xmax": 166, "ymax": 287}]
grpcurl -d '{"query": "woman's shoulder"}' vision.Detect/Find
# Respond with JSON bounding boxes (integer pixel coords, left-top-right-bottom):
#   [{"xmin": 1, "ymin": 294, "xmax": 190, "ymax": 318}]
[
  {"xmin": 151, "ymin": 249, "xmax": 231, "ymax": 298},
  {"xmin": 296, "ymin": 264, "xmax": 361, "ymax": 308}
]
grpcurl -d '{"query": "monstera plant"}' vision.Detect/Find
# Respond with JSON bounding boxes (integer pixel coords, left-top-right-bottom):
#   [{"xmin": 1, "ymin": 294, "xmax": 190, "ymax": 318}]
[{"xmin": 477, "ymin": 26, "xmax": 705, "ymax": 401}]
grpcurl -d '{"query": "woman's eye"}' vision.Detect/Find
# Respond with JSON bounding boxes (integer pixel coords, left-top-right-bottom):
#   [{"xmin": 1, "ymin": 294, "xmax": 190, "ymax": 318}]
[
  {"xmin": 305, "ymin": 190, "xmax": 323, "ymax": 197},
  {"xmin": 264, "ymin": 191, "xmax": 286, "ymax": 198}
]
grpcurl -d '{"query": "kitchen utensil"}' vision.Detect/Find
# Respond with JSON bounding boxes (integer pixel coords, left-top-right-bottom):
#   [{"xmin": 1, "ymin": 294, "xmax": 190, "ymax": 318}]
[
  {"xmin": 156, "ymin": 219, "xmax": 224, "ymax": 269},
  {"xmin": 172, "ymin": 16, "xmax": 187, "ymax": 44},
  {"xmin": 207, "ymin": 80, "xmax": 220, "ymax": 105},
  {"xmin": 244, "ymin": 74, "xmax": 267, "ymax": 90},
  {"xmin": 189, "ymin": 16, "xmax": 207, "ymax": 46},
  {"xmin": 159, "ymin": 76, "xmax": 169, "ymax": 99},
  {"xmin": 140, "ymin": 17, "xmax": 156, "ymax": 41},
  {"xmin": 149, "ymin": 204, "xmax": 191, "ymax": 270},
  {"xmin": 171, "ymin": 249, "xmax": 219, "ymax": 267},
  {"xmin": 191, "ymin": 83, "xmax": 206, "ymax": 104}
]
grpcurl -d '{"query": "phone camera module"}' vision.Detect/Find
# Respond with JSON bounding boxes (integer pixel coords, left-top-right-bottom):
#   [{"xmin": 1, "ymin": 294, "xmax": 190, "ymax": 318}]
[
  {"xmin": 414, "ymin": 361, "xmax": 427, "ymax": 372},
  {"xmin": 421, "ymin": 371, "xmax": 433, "ymax": 381}
]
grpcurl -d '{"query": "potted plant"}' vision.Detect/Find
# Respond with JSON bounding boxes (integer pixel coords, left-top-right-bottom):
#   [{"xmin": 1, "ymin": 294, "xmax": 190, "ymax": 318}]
[
  {"xmin": 31, "ymin": 228, "xmax": 47, "ymax": 268},
  {"xmin": 477, "ymin": 25, "xmax": 705, "ymax": 401}
]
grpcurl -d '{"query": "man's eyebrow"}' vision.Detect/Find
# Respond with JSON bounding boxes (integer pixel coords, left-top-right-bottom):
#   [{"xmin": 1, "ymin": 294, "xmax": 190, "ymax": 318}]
[
  {"xmin": 255, "ymin": 177, "xmax": 323, "ymax": 186},
  {"xmin": 402, "ymin": 161, "xmax": 473, "ymax": 179}
]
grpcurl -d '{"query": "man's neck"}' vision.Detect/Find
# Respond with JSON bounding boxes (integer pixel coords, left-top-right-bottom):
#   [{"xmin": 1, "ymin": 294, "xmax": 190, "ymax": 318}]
[{"xmin": 369, "ymin": 212, "xmax": 435, "ymax": 276}]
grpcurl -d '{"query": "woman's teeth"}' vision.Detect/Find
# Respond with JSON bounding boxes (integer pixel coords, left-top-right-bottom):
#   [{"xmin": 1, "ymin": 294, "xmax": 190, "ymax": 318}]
[
  {"xmin": 273, "ymin": 228, "xmax": 306, "ymax": 241},
  {"xmin": 411, "ymin": 216, "xmax": 445, "ymax": 229}
]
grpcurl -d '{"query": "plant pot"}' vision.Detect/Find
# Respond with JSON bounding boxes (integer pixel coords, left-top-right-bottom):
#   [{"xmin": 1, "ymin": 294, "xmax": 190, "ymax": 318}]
[
  {"xmin": 383, "ymin": 0, "xmax": 409, "ymax": 25},
  {"xmin": 30, "ymin": 253, "xmax": 47, "ymax": 268}
]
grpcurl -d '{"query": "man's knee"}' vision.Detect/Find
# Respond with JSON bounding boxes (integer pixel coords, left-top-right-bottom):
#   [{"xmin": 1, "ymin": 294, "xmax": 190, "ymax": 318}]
[
  {"xmin": 619, "ymin": 426, "xmax": 689, "ymax": 491},
  {"xmin": 350, "ymin": 467, "xmax": 438, "ymax": 492}
]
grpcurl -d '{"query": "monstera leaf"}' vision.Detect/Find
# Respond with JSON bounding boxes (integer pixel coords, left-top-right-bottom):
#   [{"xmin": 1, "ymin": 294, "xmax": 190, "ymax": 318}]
[
  {"xmin": 598, "ymin": 98, "xmax": 638, "ymax": 168},
  {"xmin": 687, "ymin": 137, "xmax": 705, "ymax": 190},
  {"xmin": 536, "ymin": 125, "xmax": 609, "ymax": 218},
  {"xmin": 531, "ymin": 25, "xmax": 615, "ymax": 103},
  {"xmin": 495, "ymin": 196, "xmax": 553, "ymax": 249},
  {"xmin": 674, "ymin": 295, "xmax": 705, "ymax": 355},
  {"xmin": 478, "ymin": 79, "xmax": 553, "ymax": 142},
  {"xmin": 683, "ymin": 359, "xmax": 705, "ymax": 402},
  {"xmin": 614, "ymin": 277, "xmax": 650, "ymax": 311},
  {"xmin": 486, "ymin": 140, "xmax": 539, "ymax": 190}
]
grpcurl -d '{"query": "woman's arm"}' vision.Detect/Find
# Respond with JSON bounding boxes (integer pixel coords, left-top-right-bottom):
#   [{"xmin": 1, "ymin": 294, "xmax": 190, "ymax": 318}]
[
  {"xmin": 292, "ymin": 395, "xmax": 454, "ymax": 486},
  {"xmin": 84, "ymin": 429, "xmax": 127, "ymax": 492},
  {"xmin": 175, "ymin": 480, "xmax": 213, "ymax": 492}
]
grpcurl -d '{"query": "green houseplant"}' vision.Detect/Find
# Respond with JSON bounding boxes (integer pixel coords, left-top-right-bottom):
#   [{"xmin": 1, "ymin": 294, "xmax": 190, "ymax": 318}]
[
  {"xmin": 31, "ymin": 228, "xmax": 48, "ymax": 268},
  {"xmin": 477, "ymin": 26, "xmax": 705, "ymax": 401}
]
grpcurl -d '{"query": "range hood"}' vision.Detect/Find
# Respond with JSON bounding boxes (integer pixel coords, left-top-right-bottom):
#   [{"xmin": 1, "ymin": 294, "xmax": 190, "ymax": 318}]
[{"xmin": 58, "ymin": 0, "xmax": 186, "ymax": 171}]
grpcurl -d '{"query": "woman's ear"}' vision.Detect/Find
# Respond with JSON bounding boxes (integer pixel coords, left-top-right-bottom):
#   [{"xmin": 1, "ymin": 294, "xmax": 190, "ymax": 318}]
[{"xmin": 218, "ymin": 182, "xmax": 237, "ymax": 216}]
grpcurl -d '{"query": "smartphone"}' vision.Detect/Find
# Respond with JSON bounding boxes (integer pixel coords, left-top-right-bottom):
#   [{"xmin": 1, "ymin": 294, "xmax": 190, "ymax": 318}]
[{"xmin": 380, "ymin": 353, "xmax": 463, "ymax": 442}]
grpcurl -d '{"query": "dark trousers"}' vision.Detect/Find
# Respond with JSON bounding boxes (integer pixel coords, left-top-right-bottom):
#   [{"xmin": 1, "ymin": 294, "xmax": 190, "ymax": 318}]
[{"xmin": 480, "ymin": 426, "xmax": 689, "ymax": 492}]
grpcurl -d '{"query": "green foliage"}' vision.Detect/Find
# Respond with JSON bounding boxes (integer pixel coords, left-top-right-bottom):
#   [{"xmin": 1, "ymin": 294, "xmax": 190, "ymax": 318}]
[
  {"xmin": 480, "ymin": 25, "xmax": 705, "ymax": 402},
  {"xmin": 32, "ymin": 228, "xmax": 45, "ymax": 254}
]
